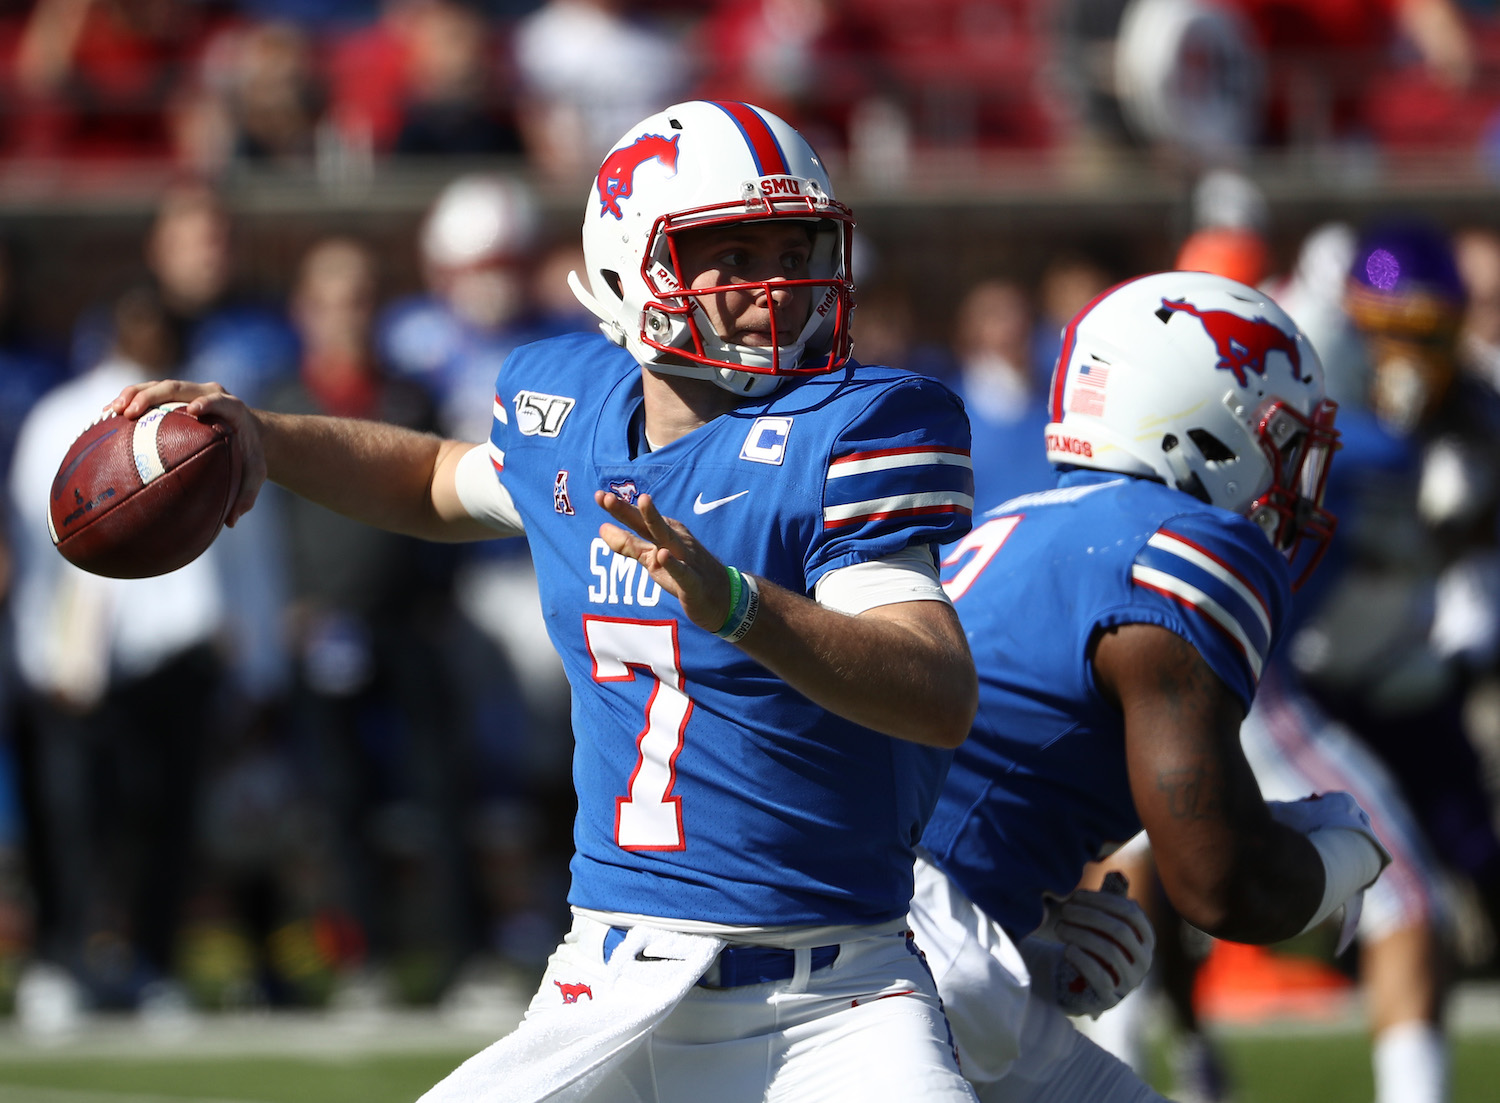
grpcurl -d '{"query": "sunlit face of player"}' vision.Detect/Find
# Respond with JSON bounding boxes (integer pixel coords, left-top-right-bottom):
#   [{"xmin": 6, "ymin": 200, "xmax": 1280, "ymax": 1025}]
[{"xmin": 669, "ymin": 221, "xmax": 815, "ymax": 350}]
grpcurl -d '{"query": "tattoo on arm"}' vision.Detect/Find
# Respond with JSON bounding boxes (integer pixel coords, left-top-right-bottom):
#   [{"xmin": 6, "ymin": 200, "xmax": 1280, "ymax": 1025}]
[
  {"xmin": 1146, "ymin": 630, "xmax": 1230, "ymax": 821},
  {"xmin": 1156, "ymin": 765, "xmax": 1224, "ymax": 820}
]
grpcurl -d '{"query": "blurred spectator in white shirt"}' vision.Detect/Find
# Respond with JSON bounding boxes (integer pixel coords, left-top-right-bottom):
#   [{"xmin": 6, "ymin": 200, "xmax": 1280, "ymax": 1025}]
[{"xmin": 512, "ymin": 0, "xmax": 690, "ymax": 182}]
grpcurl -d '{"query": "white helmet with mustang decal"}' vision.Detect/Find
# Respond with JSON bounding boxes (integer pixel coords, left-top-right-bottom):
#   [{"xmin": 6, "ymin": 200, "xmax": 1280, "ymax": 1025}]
[
  {"xmin": 567, "ymin": 100, "xmax": 854, "ymax": 398},
  {"xmin": 1045, "ymin": 270, "xmax": 1339, "ymax": 585}
]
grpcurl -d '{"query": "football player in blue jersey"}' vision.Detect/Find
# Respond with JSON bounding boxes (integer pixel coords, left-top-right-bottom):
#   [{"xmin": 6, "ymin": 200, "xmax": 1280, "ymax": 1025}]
[
  {"xmin": 110, "ymin": 100, "xmax": 980, "ymax": 1102},
  {"xmin": 912, "ymin": 271, "xmax": 1392, "ymax": 1102}
]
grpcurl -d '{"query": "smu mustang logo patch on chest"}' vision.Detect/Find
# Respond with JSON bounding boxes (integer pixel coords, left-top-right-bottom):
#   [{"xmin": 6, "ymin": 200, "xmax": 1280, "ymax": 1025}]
[
  {"xmin": 608, "ymin": 479, "xmax": 639, "ymax": 504},
  {"xmin": 1156, "ymin": 298, "xmax": 1306, "ymax": 387},
  {"xmin": 596, "ymin": 133, "xmax": 679, "ymax": 219}
]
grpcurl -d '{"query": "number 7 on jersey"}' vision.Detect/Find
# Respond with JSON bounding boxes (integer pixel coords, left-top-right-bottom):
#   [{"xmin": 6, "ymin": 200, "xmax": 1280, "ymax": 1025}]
[{"xmin": 584, "ymin": 616, "xmax": 692, "ymax": 850}]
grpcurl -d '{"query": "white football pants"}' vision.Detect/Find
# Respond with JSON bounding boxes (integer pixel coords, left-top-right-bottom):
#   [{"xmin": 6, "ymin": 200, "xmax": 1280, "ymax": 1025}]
[
  {"xmin": 910, "ymin": 853, "xmax": 1167, "ymax": 1103},
  {"xmin": 429, "ymin": 912, "xmax": 978, "ymax": 1103}
]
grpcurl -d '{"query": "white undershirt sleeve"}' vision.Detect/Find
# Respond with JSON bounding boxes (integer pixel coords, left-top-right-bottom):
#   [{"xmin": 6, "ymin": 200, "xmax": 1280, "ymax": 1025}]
[
  {"xmin": 813, "ymin": 544, "xmax": 951, "ymax": 615},
  {"xmin": 453, "ymin": 444, "xmax": 526, "ymax": 537}
]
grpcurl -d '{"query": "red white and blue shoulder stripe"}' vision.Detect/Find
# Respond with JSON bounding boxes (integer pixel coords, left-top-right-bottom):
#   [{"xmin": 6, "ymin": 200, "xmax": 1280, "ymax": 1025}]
[
  {"xmin": 824, "ymin": 444, "xmax": 973, "ymax": 528},
  {"xmin": 1129, "ymin": 511, "xmax": 1287, "ymax": 687},
  {"xmin": 488, "ymin": 393, "xmax": 507, "ymax": 473},
  {"xmin": 813, "ymin": 375, "xmax": 974, "ymax": 564}
]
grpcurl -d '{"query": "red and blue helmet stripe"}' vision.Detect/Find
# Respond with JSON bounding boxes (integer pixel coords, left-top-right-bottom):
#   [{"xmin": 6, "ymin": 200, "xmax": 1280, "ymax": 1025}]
[{"xmin": 707, "ymin": 101, "xmax": 790, "ymax": 178}]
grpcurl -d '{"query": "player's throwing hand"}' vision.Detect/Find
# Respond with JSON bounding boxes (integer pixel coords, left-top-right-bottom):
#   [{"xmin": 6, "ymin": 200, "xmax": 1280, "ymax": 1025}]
[
  {"xmin": 596, "ymin": 491, "xmax": 737, "ymax": 634},
  {"xmin": 110, "ymin": 379, "xmax": 267, "ymax": 527}
]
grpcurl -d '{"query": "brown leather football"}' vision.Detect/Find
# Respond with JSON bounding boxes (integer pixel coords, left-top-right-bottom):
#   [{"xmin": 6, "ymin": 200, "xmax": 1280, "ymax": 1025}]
[{"xmin": 48, "ymin": 404, "xmax": 241, "ymax": 579}]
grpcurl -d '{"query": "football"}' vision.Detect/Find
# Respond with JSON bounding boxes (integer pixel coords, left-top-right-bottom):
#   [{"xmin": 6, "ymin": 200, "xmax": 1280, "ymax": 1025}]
[{"xmin": 48, "ymin": 403, "xmax": 241, "ymax": 579}]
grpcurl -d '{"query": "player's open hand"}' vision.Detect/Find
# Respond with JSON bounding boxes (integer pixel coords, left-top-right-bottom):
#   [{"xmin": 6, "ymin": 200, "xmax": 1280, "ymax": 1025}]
[
  {"xmin": 109, "ymin": 380, "xmax": 266, "ymax": 528},
  {"xmin": 596, "ymin": 492, "xmax": 734, "ymax": 631}
]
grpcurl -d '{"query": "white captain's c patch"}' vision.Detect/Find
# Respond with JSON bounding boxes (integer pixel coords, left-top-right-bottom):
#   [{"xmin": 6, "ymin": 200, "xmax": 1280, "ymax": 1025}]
[{"xmin": 741, "ymin": 416, "xmax": 792, "ymax": 465}]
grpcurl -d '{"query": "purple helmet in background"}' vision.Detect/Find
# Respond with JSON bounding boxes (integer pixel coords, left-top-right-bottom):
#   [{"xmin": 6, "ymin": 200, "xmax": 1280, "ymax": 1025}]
[{"xmin": 1345, "ymin": 219, "xmax": 1465, "ymax": 432}]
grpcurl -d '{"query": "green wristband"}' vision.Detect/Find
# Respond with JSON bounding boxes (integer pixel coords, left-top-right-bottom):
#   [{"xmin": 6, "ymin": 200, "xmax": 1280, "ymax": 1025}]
[{"xmin": 714, "ymin": 565, "xmax": 759, "ymax": 642}]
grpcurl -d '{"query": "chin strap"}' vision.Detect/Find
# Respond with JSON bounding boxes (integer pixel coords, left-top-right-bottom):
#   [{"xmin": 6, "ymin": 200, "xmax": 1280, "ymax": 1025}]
[{"xmin": 567, "ymin": 270, "xmax": 628, "ymax": 346}]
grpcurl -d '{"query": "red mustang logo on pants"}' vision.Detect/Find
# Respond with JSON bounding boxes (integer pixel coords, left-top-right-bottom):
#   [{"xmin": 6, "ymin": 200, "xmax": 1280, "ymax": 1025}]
[
  {"xmin": 596, "ymin": 134, "xmax": 680, "ymax": 219},
  {"xmin": 555, "ymin": 980, "xmax": 594, "ymax": 1003},
  {"xmin": 1157, "ymin": 298, "xmax": 1306, "ymax": 387}
]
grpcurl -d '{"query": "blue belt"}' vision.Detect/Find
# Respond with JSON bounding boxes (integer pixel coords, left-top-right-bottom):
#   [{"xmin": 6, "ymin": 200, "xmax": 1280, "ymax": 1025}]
[{"xmin": 603, "ymin": 926, "xmax": 840, "ymax": 988}]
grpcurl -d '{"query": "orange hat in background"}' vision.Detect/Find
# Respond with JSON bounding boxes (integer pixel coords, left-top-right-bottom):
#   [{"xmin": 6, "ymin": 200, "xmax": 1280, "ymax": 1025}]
[{"xmin": 1175, "ymin": 226, "xmax": 1270, "ymax": 288}]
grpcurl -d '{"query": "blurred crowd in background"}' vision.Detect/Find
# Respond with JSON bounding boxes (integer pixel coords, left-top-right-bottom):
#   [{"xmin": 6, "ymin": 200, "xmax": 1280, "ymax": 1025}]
[
  {"xmin": 0, "ymin": 1, "xmax": 1494, "ymax": 1079},
  {"xmin": 0, "ymin": 0, "xmax": 1499, "ymax": 176}
]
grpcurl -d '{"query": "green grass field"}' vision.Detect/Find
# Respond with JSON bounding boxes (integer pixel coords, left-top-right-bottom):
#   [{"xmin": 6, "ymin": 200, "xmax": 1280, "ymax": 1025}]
[
  {"xmin": 0, "ymin": 1051, "xmax": 467, "ymax": 1103},
  {"xmin": 0, "ymin": 1022, "xmax": 1492, "ymax": 1102},
  {"xmin": 1147, "ymin": 1032, "xmax": 1500, "ymax": 1102}
]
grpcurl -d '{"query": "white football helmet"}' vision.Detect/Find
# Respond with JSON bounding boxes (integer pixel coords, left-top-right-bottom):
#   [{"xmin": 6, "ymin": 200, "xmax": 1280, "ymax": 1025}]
[
  {"xmin": 567, "ymin": 100, "xmax": 854, "ymax": 397},
  {"xmin": 1045, "ymin": 271, "xmax": 1339, "ymax": 586}
]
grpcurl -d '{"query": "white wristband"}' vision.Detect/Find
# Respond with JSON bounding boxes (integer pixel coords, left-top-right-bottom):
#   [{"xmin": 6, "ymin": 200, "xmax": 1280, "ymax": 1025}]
[{"xmin": 1298, "ymin": 827, "xmax": 1387, "ymax": 936}]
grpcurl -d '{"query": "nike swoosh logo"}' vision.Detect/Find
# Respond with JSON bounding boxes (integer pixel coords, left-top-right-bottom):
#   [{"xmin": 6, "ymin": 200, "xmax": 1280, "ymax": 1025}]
[
  {"xmin": 52, "ymin": 425, "xmax": 120, "ymax": 500},
  {"xmin": 693, "ymin": 490, "xmax": 749, "ymax": 514}
]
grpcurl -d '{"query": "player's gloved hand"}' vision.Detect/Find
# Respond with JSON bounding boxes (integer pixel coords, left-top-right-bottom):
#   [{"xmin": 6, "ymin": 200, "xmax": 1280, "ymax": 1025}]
[
  {"xmin": 1019, "ymin": 872, "xmax": 1155, "ymax": 1019},
  {"xmin": 1266, "ymin": 793, "xmax": 1392, "ymax": 953}
]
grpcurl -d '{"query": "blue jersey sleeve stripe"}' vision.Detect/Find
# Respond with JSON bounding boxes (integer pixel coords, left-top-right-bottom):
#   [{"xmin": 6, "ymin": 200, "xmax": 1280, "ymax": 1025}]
[
  {"xmin": 824, "ymin": 492, "xmax": 973, "ymax": 528},
  {"xmin": 490, "ymin": 392, "xmax": 509, "ymax": 472},
  {"xmin": 1131, "ymin": 564, "xmax": 1266, "ymax": 681},
  {"xmin": 1133, "ymin": 546, "xmax": 1271, "ymax": 659},
  {"xmin": 1137, "ymin": 539, "xmax": 1271, "ymax": 656},
  {"xmin": 824, "ymin": 445, "xmax": 973, "ymax": 523},
  {"xmin": 1152, "ymin": 529, "xmax": 1271, "ymax": 633},
  {"xmin": 828, "ymin": 445, "xmax": 972, "ymax": 478}
]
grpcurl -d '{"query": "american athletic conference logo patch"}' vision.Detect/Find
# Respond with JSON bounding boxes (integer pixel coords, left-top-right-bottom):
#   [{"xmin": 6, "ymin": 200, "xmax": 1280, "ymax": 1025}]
[
  {"xmin": 1156, "ymin": 298, "xmax": 1309, "ymax": 387},
  {"xmin": 596, "ymin": 134, "xmax": 679, "ymax": 219}
]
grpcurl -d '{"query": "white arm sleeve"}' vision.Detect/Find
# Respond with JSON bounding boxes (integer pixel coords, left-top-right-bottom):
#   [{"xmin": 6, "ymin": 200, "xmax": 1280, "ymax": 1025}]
[
  {"xmin": 453, "ymin": 444, "xmax": 525, "ymax": 537},
  {"xmin": 1265, "ymin": 794, "xmax": 1392, "ymax": 934},
  {"xmin": 814, "ymin": 544, "xmax": 951, "ymax": 615}
]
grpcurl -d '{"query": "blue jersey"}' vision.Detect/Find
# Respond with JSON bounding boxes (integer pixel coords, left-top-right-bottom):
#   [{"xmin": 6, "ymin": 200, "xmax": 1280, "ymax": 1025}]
[
  {"xmin": 488, "ymin": 332, "xmax": 974, "ymax": 926},
  {"xmin": 923, "ymin": 470, "xmax": 1290, "ymax": 937},
  {"xmin": 952, "ymin": 383, "xmax": 1055, "ymax": 518}
]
